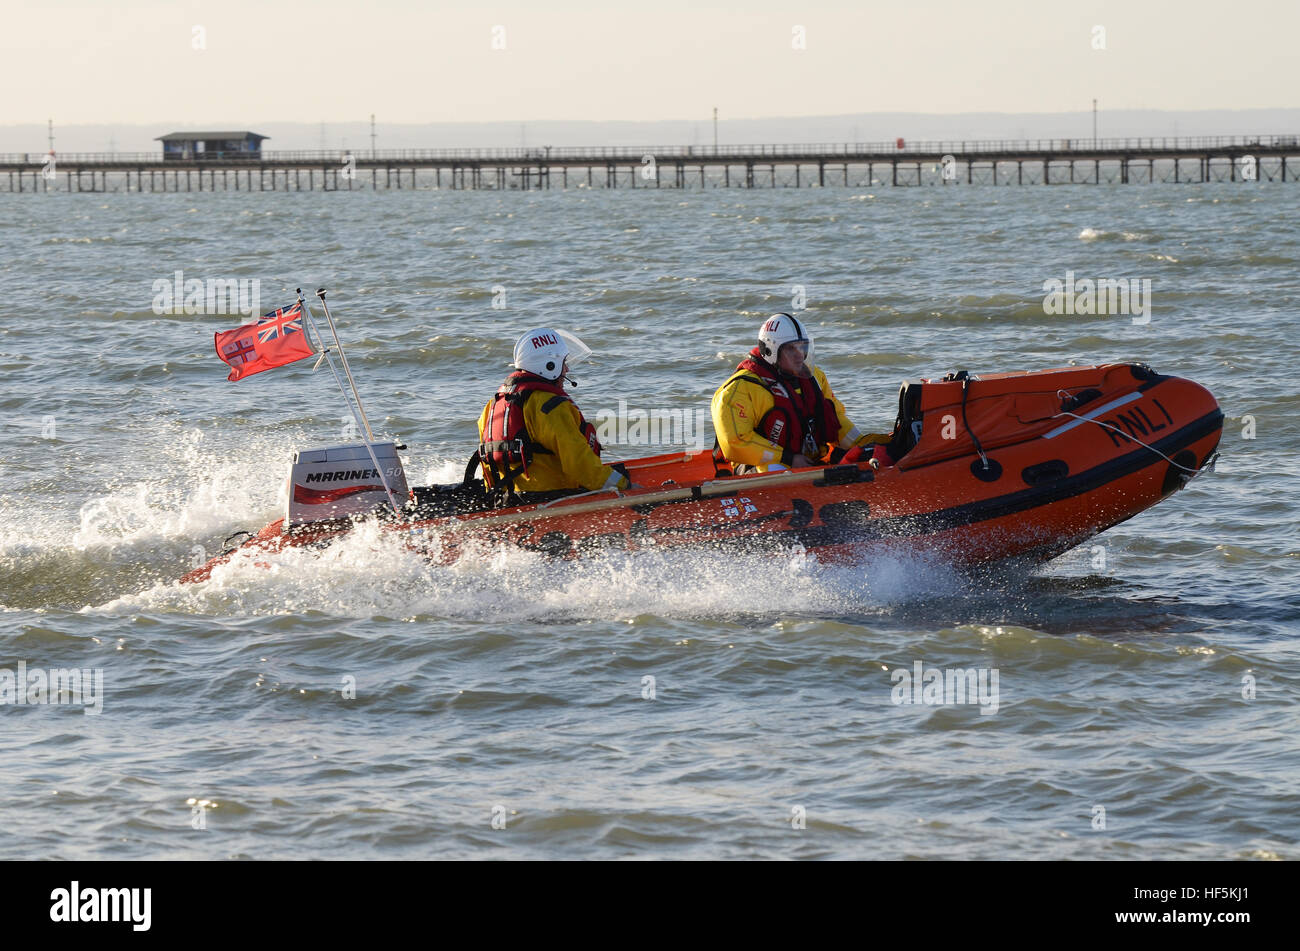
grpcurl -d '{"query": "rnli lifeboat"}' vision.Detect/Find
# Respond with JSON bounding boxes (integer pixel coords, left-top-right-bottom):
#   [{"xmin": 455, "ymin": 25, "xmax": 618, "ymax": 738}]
[{"xmin": 181, "ymin": 362, "xmax": 1222, "ymax": 583}]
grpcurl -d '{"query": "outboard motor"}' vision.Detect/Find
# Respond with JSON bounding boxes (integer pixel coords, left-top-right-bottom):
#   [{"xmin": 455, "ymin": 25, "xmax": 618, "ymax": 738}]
[{"xmin": 286, "ymin": 442, "xmax": 408, "ymax": 527}]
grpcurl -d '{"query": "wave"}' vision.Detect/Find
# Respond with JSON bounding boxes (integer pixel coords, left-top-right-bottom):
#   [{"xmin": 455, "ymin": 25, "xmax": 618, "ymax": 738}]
[
  {"xmin": 1078, "ymin": 228, "xmax": 1152, "ymax": 242},
  {"xmin": 95, "ymin": 518, "xmax": 972, "ymax": 622}
]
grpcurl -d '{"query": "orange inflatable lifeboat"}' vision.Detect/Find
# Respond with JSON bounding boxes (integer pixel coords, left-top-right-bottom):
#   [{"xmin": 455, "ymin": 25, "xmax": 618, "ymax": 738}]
[{"xmin": 181, "ymin": 363, "xmax": 1222, "ymax": 583}]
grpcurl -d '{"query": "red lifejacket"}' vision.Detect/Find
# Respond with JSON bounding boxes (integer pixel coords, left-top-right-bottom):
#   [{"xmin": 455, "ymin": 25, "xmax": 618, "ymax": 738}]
[
  {"xmin": 479, "ymin": 371, "xmax": 601, "ymax": 489},
  {"xmin": 734, "ymin": 348, "xmax": 841, "ymax": 458}
]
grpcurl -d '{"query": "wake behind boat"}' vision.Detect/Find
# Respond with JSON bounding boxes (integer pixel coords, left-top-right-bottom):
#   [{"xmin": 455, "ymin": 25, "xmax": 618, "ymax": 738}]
[{"xmin": 181, "ymin": 361, "xmax": 1222, "ymax": 584}]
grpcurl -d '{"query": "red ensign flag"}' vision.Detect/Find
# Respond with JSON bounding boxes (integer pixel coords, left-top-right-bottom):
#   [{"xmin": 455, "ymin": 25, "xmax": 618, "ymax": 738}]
[{"xmin": 214, "ymin": 301, "xmax": 315, "ymax": 381}]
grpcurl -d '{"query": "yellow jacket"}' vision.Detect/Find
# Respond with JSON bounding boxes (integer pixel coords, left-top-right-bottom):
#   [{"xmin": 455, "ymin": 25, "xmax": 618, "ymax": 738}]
[
  {"xmin": 478, "ymin": 389, "xmax": 627, "ymax": 493},
  {"xmin": 711, "ymin": 364, "xmax": 886, "ymax": 471}
]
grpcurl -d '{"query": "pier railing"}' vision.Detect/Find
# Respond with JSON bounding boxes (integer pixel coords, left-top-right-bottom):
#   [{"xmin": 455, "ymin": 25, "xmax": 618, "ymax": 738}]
[{"xmin": 4, "ymin": 134, "xmax": 1298, "ymax": 166}]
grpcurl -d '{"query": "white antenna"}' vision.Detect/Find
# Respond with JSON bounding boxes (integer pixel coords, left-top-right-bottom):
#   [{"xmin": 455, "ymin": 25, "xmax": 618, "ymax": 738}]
[{"xmin": 297, "ymin": 289, "xmax": 401, "ymax": 513}]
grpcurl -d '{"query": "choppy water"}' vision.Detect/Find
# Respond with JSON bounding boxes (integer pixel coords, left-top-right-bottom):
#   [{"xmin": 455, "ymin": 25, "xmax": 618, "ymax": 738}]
[{"xmin": 0, "ymin": 183, "xmax": 1296, "ymax": 859}]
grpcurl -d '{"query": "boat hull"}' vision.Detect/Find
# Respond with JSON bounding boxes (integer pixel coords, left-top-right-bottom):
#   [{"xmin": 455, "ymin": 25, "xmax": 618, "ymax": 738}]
[{"xmin": 180, "ymin": 364, "xmax": 1222, "ymax": 583}]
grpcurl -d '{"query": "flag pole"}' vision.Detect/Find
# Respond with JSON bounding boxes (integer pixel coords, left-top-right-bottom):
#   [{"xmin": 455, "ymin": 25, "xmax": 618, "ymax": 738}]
[
  {"xmin": 296, "ymin": 289, "xmax": 401, "ymax": 514},
  {"xmin": 315, "ymin": 288, "xmax": 376, "ymax": 442}
]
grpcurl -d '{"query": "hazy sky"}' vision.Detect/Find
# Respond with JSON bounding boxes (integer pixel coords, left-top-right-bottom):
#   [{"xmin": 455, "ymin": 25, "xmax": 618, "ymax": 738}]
[{"xmin": 7, "ymin": 0, "xmax": 1297, "ymax": 125}]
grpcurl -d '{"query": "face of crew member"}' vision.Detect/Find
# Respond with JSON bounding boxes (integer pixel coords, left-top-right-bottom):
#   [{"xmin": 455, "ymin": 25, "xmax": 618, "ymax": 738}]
[{"xmin": 778, "ymin": 339, "xmax": 809, "ymax": 377}]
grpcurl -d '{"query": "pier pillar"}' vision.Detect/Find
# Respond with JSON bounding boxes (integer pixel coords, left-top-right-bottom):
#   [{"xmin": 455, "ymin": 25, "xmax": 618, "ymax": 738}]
[
  {"xmin": 1018, "ymin": 161, "xmax": 1023, "ymax": 184},
  {"xmin": 724, "ymin": 165, "xmax": 729, "ymax": 187},
  {"xmin": 769, "ymin": 165, "xmax": 775, "ymax": 187},
  {"xmin": 1283, "ymin": 156, "xmax": 1288, "ymax": 182},
  {"xmin": 967, "ymin": 160, "xmax": 972, "ymax": 184},
  {"xmin": 1043, "ymin": 160, "xmax": 1050, "ymax": 184},
  {"xmin": 992, "ymin": 162, "xmax": 997, "ymax": 185},
  {"xmin": 892, "ymin": 161, "xmax": 897, "ymax": 186},
  {"xmin": 818, "ymin": 161, "xmax": 825, "ymax": 186},
  {"xmin": 745, "ymin": 163, "xmax": 753, "ymax": 187},
  {"xmin": 795, "ymin": 164, "xmax": 800, "ymax": 187}
]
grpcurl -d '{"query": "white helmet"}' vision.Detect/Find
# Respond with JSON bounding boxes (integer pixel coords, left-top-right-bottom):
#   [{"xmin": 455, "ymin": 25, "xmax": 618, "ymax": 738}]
[
  {"xmin": 756, "ymin": 313, "xmax": 814, "ymax": 366},
  {"xmin": 513, "ymin": 327, "xmax": 592, "ymax": 381}
]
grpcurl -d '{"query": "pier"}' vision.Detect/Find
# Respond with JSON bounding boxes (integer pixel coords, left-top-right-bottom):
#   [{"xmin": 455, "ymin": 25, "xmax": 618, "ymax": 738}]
[{"xmin": 3, "ymin": 134, "xmax": 1297, "ymax": 192}]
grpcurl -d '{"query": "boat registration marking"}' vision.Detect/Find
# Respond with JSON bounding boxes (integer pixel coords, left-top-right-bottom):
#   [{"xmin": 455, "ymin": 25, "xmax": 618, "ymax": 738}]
[{"xmin": 720, "ymin": 496, "xmax": 758, "ymax": 517}]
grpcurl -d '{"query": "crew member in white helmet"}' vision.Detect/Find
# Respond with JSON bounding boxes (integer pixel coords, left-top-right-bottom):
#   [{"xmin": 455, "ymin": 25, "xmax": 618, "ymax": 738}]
[
  {"xmin": 478, "ymin": 328, "xmax": 633, "ymax": 495},
  {"xmin": 711, "ymin": 313, "xmax": 891, "ymax": 473}
]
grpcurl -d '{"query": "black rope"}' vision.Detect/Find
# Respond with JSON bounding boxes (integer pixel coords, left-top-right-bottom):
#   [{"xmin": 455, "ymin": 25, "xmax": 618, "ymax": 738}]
[
  {"xmin": 961, "ymin": 377, "xmax": 990, "ymax": 470},
  {"xmin": 462, "ymin": 450, "xmax": 482, "ymax": 487}
]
